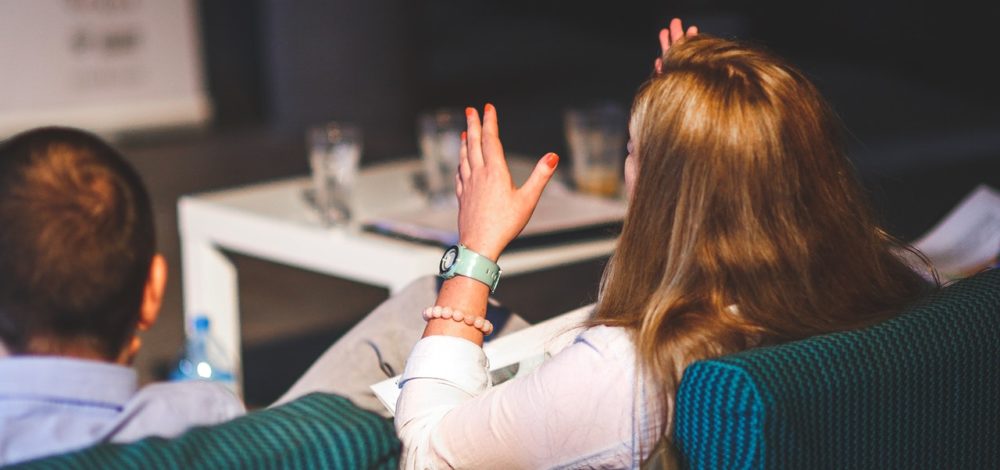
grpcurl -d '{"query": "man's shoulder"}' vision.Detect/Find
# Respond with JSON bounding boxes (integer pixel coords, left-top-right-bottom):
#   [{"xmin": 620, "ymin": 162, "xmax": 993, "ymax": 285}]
[
  {"xmin": 133, "ymin": 380, "xmax": 245, "ymax": 413},
  {"xmin": 109, "ymin": 380, "xmax": 246, "ymax": 442},
  {"xmin": 0, "ymin": 360, "xmax": 245, "ymax": 464}
]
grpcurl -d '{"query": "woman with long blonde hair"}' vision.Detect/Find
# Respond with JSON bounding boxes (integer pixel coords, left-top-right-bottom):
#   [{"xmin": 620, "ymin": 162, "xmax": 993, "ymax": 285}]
[
  {"xmin": 286, "ymin": 18, "xmax": 933, "ymax": 469},
  {"xmin": 597, "ymin": 29, "xmax": 932, "ymax": 444}
]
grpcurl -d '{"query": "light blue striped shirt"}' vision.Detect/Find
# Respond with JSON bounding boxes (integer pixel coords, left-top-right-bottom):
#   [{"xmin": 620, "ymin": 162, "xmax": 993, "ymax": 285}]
[{"xmin": 0, "ymin": 356, "xmax": 245, "ymax": 465}]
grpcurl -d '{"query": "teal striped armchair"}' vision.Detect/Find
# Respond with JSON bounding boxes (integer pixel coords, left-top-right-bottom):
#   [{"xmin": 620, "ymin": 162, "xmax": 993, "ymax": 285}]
[
  {"xmin": 10, "ymin": 393, "xmax": 399, "ymax": 470},
  {"xmin": 13, "ymin": 269, "xmax": 999, "ymax": 469},
  {"xmin": 675, "ymin": 268, "xmax": 1000, "ymax": 469}
]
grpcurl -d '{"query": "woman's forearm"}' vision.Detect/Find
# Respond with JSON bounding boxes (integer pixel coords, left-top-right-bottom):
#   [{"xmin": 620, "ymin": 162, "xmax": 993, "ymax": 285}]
[{"xmin": 421, "ymin": 276, "xmax": 491, "ymax": 345}]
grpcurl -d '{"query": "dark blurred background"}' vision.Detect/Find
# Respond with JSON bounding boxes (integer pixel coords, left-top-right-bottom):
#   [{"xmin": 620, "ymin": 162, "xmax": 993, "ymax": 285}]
[
  {"xmin": 12, "ymin": 0, "xmax": 1000, "ymax": 405},
  {"xmin": 189, "ymin": 0, "xmax": 1000, "ymax": 236}
]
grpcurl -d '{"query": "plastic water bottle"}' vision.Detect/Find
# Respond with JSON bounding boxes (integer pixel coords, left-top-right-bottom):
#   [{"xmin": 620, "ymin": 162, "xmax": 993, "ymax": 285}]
[{"xmin": 170, "ymin": 315, "xmax": 237, "ymax": 394}]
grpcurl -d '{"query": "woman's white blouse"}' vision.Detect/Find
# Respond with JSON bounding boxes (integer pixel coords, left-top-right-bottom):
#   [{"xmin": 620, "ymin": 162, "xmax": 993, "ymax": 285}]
[{"xmin": 395, "ymin": 324, "xmax": 663, "ymax": 469}]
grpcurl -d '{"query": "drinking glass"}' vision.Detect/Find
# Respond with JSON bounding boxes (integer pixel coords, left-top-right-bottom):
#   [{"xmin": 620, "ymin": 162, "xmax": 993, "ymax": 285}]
[
  {"xmin": 418, "ymin": 108, "xmax": 464, "ymax": 205},
  {"xmin": 308, "ymin": 122, "xmax": 362, "ymax": 225},
  {"xmin": 563, "ymin": 103, "xmax": 627, "ymax": 197}
]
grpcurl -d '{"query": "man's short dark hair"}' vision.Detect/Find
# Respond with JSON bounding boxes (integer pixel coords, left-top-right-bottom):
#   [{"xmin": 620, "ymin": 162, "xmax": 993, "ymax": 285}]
[{"xmin": 0, "ymin": 127, "xmax": 155, "ymax": 359}]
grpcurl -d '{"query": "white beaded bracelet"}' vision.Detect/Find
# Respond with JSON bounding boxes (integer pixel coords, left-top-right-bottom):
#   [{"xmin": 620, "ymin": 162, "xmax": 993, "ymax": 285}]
[{"xmin": 422, "ymin": 306, "xmax": 494, "ymax": 335}]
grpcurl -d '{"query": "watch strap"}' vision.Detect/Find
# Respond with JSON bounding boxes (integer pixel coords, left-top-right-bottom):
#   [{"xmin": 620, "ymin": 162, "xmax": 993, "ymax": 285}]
[{"xmin": 441, "ymin": 244, "xmax": 502, "ymax": 293}]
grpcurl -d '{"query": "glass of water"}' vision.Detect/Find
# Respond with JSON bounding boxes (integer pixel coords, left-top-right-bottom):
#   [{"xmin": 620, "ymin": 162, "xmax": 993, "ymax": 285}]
[
  {"xmin": 308, "ymin": 122, "xmax": 362, "ymax": 226},
  {"xmin": 418, "ymin": 108, "xmax": 465, "ymax": 206},
  {"xmin": 564, "ymin": 102, "xmax": 627, "ymax": 198}
]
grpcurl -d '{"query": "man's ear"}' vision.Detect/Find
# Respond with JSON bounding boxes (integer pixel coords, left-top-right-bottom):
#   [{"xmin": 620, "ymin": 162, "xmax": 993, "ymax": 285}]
[{"xmin": 139, "ymin": 254, "xmax": 168, "ymax": 331}]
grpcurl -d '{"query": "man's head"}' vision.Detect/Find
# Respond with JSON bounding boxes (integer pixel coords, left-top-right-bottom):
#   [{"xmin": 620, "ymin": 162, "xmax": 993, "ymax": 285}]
[{"xmin": 0, "ymin": 127, "xmax": 165, "ymax": 362}]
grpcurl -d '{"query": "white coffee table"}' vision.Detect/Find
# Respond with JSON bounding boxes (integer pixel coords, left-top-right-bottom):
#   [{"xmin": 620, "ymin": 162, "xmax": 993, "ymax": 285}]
[{"xmin": 178, "ymin": 158, "xmax": 619, "ymax": 391}]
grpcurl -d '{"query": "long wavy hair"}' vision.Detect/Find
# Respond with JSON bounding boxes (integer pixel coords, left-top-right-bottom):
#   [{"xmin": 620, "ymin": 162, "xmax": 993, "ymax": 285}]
[{"xmin": 593, "ymin": 36, "xmax": 932, "ymax": 449}]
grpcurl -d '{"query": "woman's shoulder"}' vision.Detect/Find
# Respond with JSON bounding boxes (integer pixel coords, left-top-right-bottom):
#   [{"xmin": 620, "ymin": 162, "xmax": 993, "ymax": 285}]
[{"xmin": 574, "ymin": 324, "xmax": 635, "ymax": 359}]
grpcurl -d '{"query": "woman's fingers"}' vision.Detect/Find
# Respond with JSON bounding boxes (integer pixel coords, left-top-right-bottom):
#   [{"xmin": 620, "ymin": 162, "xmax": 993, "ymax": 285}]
[
  {"xmin": 464, "ymin": 107, "xmax": 485, "ymax": 168},
  {"xmin": 458, "ymin": 131, "xmax": 471, "ymax": 181},
  {"xmin": 520, "ymin": 153, "xmax": 559, "ymax": 204},
  {"xmin": 669, "ymin": 18, "xmax": 684, "ymax": 44},
  {"xmin": 481, "ymin": 103, "xmax": 506, "ymax": 168},
  {"xmin": 457, "ymin": 129, "xmax": 467, "ymax": 202},
  {"xmin": 659, "ymin": 18, "xmax": 698, "ymax": 60},
  {"xmin": 658, "ymin": 27, "xmax": 671, "ymax": 57}
]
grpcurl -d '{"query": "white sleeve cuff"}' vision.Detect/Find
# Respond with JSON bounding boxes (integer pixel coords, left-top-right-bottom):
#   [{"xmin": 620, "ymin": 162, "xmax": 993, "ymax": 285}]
[{"xmin": 400, "ymin": 335, "xmax": 489, "ymax": 396}]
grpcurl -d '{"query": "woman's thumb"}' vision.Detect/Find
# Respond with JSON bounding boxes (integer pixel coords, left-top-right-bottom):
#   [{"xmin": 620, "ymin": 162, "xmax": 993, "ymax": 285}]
[{"xmin": 521, "ymin": 153, "xmax": 559, "ymax": 200}]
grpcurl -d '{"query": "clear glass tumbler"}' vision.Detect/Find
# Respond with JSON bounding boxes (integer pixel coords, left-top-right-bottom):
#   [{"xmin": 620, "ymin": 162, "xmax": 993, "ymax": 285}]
[
  {"xmin": 308, "ymin": 122, "xmax": 362, "ymax": 225},
  {"xmin": 418, "ymin": 108, "xmax": 465, "ymax": 206},
  {"xmin": 563, "ymin": 103, "xmax": 627, "ymax": 197}
]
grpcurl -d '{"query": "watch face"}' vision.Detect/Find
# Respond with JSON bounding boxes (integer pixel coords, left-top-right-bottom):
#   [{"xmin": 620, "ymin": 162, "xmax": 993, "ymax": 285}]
[{"xmin": 440, "ymin": 246, "xmax": 459, "ymax": 273}]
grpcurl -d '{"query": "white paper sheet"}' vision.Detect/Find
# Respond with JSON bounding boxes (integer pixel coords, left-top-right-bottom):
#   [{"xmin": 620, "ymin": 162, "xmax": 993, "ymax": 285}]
[{"xmin": 912, "ymin": 184, "xmax": 1000, "ymax": 278}]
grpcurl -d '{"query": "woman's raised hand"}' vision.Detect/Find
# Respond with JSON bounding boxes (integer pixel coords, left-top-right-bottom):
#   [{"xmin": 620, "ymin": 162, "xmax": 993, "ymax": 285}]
[
  {"xmin": 654, "ymin": 18, "xmax": 698, "ymax": 73},
  {"xmin": 456, "ymin": 104, "xmax": 559, "ymax": 261}
]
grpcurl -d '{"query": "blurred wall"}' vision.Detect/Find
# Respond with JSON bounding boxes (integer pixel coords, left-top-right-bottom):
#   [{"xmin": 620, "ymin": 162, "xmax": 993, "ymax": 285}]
[
  {"xmin": 259, "ymin": 0, "xmax": 418, "ymax": 161},
  {"xmin": 197, "ymin": 0, "xmax": 1000, "ymax": 169}
]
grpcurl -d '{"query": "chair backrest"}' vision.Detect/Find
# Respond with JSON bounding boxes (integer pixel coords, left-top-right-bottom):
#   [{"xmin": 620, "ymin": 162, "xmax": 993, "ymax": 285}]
[
  {"xmin": 11, "ymin": 393, "xmax": 400, "ymax": 470},
  {"xmin": 674, "ymin": 268, "xmax": 1000, "ymax": 469}
]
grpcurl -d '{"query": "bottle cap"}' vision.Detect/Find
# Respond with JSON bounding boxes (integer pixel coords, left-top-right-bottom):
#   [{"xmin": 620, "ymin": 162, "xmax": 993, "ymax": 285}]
[{"xmin": 194, "ymin": 316, "xmax": 210, "ymax": 332}]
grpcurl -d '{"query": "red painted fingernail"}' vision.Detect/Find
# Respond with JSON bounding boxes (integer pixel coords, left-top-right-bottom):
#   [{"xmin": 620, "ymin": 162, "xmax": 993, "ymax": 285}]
[
  {"xmin": 461, "ymin": 131, "xmax": 467, "ymax": 141},
  {"xmin": 545, "ymin": 153, "xmax": 559, "ymax": 169},
  {"xmin": 465, "ymin": 107, "xmax": 474, "ymax": 117},
  {"xmin": 485, "ymin": 103, "xmax": 495, "ymax": 113}
]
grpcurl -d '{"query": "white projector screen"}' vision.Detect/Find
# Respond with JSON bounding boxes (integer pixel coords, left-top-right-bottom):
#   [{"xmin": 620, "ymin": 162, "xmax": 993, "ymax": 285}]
[{"xmin": 0, "ymin": 0, "xmax": 210, "ymax": 138}]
